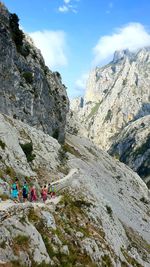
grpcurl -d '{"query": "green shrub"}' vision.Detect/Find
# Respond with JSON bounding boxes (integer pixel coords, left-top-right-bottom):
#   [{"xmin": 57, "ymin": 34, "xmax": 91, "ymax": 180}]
[
  {"xmin": 106, "ymin": 205, "xmax": 113, "ymax": 216},
  {"xmin": 62, "ymin": 143, "xmax": 81, "ymax": 158},
  {"xmin": 0, "ymin": 139, "xmax": 5, "ymax": 150},
  {"xmin": 28, "ymin": 208, "xmax": 39, "ymax": 222},
  {"xmin": 87, "ymin": 102, "xmax": 101, "ymax": 119},
  {"xmin": 20, "ymin": 44, "xmax": 30, "ymax": 57},
  {"xmin": 104, "ymin": 109, "xmax": 113, "ymax": 122},
  {"xmin": 5, "ymin": 166, "xmax": 15, "ymax": 177},
  {"xmin": 20, "ymin": 142, "xmax": 36, "ymax": 162},
  {"xmin": 101, "ymin": 254, "xmax": 114, "ymax": 267},
  {"xmin": 0, "ymin": 240, "xmax": 6, "ymax": 249},
  {"xmin": 9, "ymin": 13, "xmax": 24, "ymax": 51},
  {"xmin": 14, "ymin": 235, "xmax": 29, "ymax": 246},
  {"xmin": 0, "ymin": 194, "xmax": 9, "ymax": 201},
  {"xmin": 23, "ymin": 71, "xmax": 33, "ymax": 84},
  {"xmin": 122, "ymin": 79, "xmax": 127, "ymax": 86}
]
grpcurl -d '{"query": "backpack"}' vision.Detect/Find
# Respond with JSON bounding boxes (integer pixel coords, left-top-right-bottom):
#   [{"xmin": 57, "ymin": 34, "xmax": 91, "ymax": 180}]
[
  {"xmin": 12, "ymin": 183, "xmax": 17, "ymax": 190},
  {"xmin": 22, "ymin": 186, "xmax": 27, "ymax": 195},
  {"xmin": 51, "ymin": 185, "xmax": 55, "ymax": 192}
]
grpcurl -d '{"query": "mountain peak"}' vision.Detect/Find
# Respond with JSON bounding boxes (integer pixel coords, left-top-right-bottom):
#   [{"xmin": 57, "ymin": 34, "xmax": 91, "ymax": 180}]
[{"xmin": 113, "ymin": 49, "xmax": 133, "ymax": 63}]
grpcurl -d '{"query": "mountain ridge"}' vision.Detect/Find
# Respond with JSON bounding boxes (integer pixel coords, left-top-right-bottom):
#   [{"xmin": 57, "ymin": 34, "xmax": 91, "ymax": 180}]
[{"xmin": 0, "ymin": 3, "xmax": 69, "ymax": 143}]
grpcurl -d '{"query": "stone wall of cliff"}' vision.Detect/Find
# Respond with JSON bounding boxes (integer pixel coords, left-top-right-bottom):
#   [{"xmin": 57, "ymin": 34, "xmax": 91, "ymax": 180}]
[{"xmin": 0, "ymin": 4, "xmax": 69, "ymax": 143}]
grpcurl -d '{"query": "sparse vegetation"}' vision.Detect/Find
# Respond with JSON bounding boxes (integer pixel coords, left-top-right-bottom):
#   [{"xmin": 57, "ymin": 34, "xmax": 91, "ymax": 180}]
[
  {"xmin": 0, "ymin": 193, "xmax": 9, "ymax": 201},
  {"xmin": 23, "ymin": 71, "xmax": 33, "ymax": 84},
  {"xmin": 122, "ymin": 78, "xmax": 127, "ymax": 86},
  {"xmin": 106, "ymin": 205, "xmax": 113, "ymax": 217},
  {"xmin": 0, "ymin": 139, "xmax": 6, "ymax": 149},
  {"xmin": 113, "ymin": 153, "xmax": 120, "ymax": 160},
  {"xmin": 20, "ymin": 142, "xmax": 36, "ymax": 162},
  {"xmin": 14, "ymin": 234, "xmax": 30, "ymax": 247},
  {"xmin": 9, "ymin": 13, "xmax": 24, "ymax": 52},
  {"xmin": 28, "ymin": 208, "xmax": 39, "ymax": 223},
  {"xmin": 85, "ymin": 146, "xmax": 98, "ymax": 157},
  {"xmin": 0, "ymin": 240, "xmax": 6, "ymax": 249},
  {"xmin": 87, "ymin": 102, "xmax": 101, "ymax": 119},
  {"xmin": 5, "ymin": 166, "xmax": 15, "ymax": 177},
  {"xmin": 123, "ymin": 225, "xmax": 150, "ymax": 262},
  {"xmin": 62, "ymin": 143, "xmax": 82, "ymax": 158},
  {"xmin": 104, "ymin": 109, "xmax": 113, "ymax": 122},
  {"xmin": 121, "ymin": 247, "xmax": 143, "ymax": 267},
  {"xmin": 13, "ymin": 234, "xmax": 30, "ymax": 256},
  {"xmin": 101, "ymin": 254, "xmax": 114, "ymax": 267}
]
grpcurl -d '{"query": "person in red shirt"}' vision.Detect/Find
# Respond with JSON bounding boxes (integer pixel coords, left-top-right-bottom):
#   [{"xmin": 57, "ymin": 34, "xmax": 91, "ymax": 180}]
[{"xmin": 30, "ymin": 185, "xmax": 37, "ymax": 202}]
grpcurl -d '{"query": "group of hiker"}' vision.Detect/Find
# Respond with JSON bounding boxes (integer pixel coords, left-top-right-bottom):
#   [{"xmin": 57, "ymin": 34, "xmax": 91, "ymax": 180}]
[{"xmin": 10, "ymin": 178, "xmax": 56, "ymax": 203}]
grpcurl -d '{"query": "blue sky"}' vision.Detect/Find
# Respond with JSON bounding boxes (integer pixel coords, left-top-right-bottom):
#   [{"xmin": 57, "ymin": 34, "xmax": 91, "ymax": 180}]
[{"xmin": 3, "ymin": 0, "xmax": 150, "ymax": 98}]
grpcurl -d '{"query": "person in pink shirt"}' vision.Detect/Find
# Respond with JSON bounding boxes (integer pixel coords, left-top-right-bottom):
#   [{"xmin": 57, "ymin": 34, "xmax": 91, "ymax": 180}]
[
  {"xmin": 42, "ymin": 185, "xmax": 48, "ymax": 202},
  {"xmin": 30, "ymin": 185, "xmax": 37, "ymax": 202}
]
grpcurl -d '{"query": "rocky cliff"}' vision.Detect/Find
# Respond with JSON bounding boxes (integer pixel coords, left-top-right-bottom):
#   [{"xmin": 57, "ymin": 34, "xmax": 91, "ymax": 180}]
[
  {"xmin": 68, "ymin": 48, "xmax": 150, "ymax": 185},
  {"xmin": 0, "ymin": 3, "xmax": 69, "ymax": 143},
  {"xmin": 70, "ymin": 48, "xmax": 150, "ymax": 150},
  {"xmin": 0, "ymin": 113, "xmax": 150, "ymax": 267},
  {"xmin": 109, "ymin": 115, "xmax": 150, "ymax": 187}
]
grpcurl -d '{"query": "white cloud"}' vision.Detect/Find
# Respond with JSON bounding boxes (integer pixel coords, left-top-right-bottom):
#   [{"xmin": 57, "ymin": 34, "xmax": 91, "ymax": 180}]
[
  {"xmin": 58, "ymin": 0, "xmax": 78, "ymax": 13},
  {"xmin": 58, "ymin": 5, "xmax": 69, "ymax": 13},
  {"xmin": 93, "ymin": 23, "xmax": 150, "ymax": 66},
  {"xmin": 64, "ymin": 0, "xmax": 71, "ymax": 3},
  {"xmin": 29, "ymin": 30, "xmax": 68, "ymax": 69}
]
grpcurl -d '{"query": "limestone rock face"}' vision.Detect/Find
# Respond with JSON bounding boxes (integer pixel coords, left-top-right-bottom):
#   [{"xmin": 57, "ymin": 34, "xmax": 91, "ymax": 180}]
[
  {"xmin": 0, "ymin": 113, "xmax": 150, "ymax": 266},
  {"xmin": 0, "ymin": 4, "xmax": 69, "ymax": 143},
  {"xmin": 0, "ymin": 113, "xmax": 61, "ymax": 179},
  {"xmin": 109, "ymin": 115, "xmax": 150, "ymax": 186},
  {"xmin": 70, "ymin": 48, "xmax": 150, "ymax": 150}
]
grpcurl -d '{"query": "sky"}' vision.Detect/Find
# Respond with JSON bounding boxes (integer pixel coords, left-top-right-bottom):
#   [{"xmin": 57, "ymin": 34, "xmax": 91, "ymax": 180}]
[{"xmin": 3, "ymin": 0, "xmax": 150, "ymax": 99}]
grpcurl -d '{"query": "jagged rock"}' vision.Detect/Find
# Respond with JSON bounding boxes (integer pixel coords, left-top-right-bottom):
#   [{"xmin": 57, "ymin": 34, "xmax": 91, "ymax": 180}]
[
  {"xmin": 0, "ymin": 4, "xmax": 150, "ymax": 266},
  {"xmin": 109, "ymin": 115, "xmax": 150, "ymax": 187},
  {"xmin": 70, "ymin": 96, "xmax": 84, "ymax": 112},
  {"xmin": 0, "ymin": 129, "xmax": 150, "ymax": 266},
  {"xmin": 0, "ymin": 4, "xmax": 69, "ymax": 143},
  {"xmin": 0, "ymin": 113, "xmax": 61, "ymax": 178},
  {"xmin": 0, "ymin": 202, "xmax": 51, "ymax": 266},
  {"xmin": 41, "ymin": 210, "xmax": 56, "ymax": 229},
  {"xmin": 70, "ymin": 48, "xmax": 150, "ymax": 151},
  {"xmin": 60, "ymin": 245, "xmax": 69, "ymax": 255}
]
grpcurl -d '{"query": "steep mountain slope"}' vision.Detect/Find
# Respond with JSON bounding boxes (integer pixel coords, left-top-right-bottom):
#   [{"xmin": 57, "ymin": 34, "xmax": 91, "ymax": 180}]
[
  {"xmin": 70, "ymin": 48, "xmax": 150, "ymax": 150},
  {"xmin": 109, "ymin": 115, "xmax": 150, "ymax": 187},
  {"xmin": 0, "ymin": 3, "xmax": 69, "ymax": 143},
  {"xmin": 0, "ymin": 113, "xmax": 150, "ymax": 267}
]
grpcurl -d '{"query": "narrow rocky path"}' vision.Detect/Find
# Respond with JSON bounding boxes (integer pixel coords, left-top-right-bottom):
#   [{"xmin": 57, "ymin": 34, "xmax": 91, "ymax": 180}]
[{"xmin": 0, "ymin": 168, "xmax": 78, "ymax": 214}]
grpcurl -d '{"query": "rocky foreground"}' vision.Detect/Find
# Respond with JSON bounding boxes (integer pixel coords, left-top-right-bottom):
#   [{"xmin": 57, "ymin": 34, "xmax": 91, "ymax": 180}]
[{"xmin": 0, "ymin": 113, "xmax": 150, "ymax": 267}]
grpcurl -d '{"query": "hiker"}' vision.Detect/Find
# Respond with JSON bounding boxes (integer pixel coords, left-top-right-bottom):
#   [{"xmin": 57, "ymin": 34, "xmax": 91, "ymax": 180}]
[
  {"xmin": 30, "ymin": 185, "xmax": 37, "ymax": 202},
  {"xmin": 22, "ymin": 181, "xmax": 29, "ymax": 202},
  {"xmin": 42, "ymin": 185, "xmax": 48, "ymax": 202},
  {"xmin": 11, "ymin": 180, "xmax": 19, "ymax": 202},
  {"xmin": 50, "ymin": 184, "xmax": 56, "ymax": 198}
]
